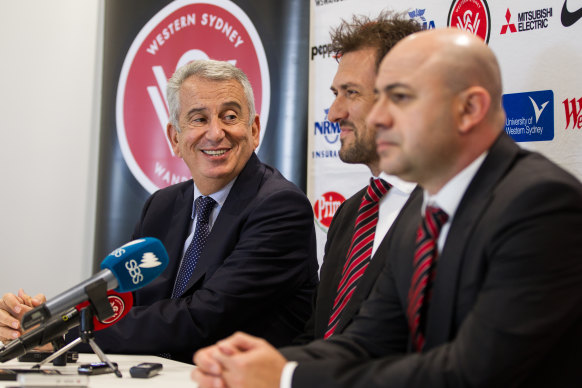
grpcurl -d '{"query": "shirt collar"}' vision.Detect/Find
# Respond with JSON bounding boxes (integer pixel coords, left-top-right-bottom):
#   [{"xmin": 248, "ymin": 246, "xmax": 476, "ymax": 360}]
[
  {"xmin": 191, "ymin": 178, "xmax": 237, "ymax": 219},
  {"xmin": 378, "ymin": 172, "xmax": 417, "ymax": 195},
  {"xmin": 422, "ymin": 151, "xmax": 488, "ymax": 219}
]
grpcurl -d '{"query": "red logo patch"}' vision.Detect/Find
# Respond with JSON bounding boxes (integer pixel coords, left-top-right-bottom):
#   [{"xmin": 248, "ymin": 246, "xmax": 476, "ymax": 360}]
[
  {"xmin": 100, "ymin": 295, "xmax": 126, "ymax": 325},
  {"xmin": 116, "ymin": 0, "xmax": 270, "ymax": 193},
  {"xmin": 313, "ymin": 191, "xmax": 346, "ymax": 231},
  {"xmin": 448, "ymin": 0, "xmax": 491, "ymax": 43}
]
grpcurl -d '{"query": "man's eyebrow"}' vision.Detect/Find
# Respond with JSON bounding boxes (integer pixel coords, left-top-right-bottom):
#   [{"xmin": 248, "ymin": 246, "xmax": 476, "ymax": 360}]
[
  {"xmin": 221, "ymin": 101, "xmax": 243, "ymax": 111},
  {"xmin": 380, "ymin": 83, "xmax": 411, "ymax": 94},
  {"xmin": 331, "ymin": 82, "xmax": 361, "ymax": 92},
  {"xmin": 186, "ymin": 107, "xmax": 207, "ymax": 118}
]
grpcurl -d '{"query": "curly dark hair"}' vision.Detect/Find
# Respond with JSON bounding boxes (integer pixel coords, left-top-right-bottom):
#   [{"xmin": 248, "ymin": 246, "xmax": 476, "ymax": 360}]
[{"xmin": 330, "ymin": 10, "xmax": 421, "ymax": 70}]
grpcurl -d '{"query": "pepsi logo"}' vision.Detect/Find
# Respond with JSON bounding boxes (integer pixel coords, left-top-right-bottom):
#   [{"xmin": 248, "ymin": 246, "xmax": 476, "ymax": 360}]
[{"xmin": 116, "ymin": 0, "xmax": 270, "ymax": 193}]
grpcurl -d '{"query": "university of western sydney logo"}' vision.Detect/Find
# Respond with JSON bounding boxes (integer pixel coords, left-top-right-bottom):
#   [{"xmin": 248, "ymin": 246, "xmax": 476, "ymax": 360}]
[
  {"xmin": 502, "ymin": 90, "xmax": 554, "ymax": 142},
  {"xmin": 116, "ymin": 0, "xmax": 270, "ymax": 193},
  {"xmin": 448, "ymin": 0, "xmax": 491, "ymax": 43}
]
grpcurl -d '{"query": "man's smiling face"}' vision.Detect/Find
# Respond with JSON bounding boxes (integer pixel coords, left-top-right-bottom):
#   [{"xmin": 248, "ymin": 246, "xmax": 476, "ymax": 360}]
[{"xmin": 167, "ymin": 75, "xmax": 260, "ymax": 195}]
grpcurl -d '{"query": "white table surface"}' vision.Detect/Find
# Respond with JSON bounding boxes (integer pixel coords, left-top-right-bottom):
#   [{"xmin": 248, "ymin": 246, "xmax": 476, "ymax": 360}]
[{"xmin": 0, "ymin": 353, "xmax": 197, "ymax": 387}]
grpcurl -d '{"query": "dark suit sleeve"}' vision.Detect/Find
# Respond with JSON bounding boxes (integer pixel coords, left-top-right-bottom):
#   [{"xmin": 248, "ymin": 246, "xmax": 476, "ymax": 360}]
[
  {"xmin": 291, "ymin": 177, "xmax": 582, "ymax": 387},
  {"xmin": 92, "ymin": 186, "xmax": 317, "ymax": 360}
]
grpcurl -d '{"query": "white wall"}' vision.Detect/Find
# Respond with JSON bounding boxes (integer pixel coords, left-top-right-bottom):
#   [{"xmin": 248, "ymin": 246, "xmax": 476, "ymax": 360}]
[{"xmin": 0, "ymin": 0, "xmax": 103, "ymax": 298}]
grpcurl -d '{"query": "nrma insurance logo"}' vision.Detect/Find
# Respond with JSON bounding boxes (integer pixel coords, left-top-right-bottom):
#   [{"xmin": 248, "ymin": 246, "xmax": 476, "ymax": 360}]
[
  {"xmin": 315, "ymin": 108, "xmax": 340, "ymax": 144},
  {"xmin": 408, "ymin": 8, "xmax": 436, "ymax": 30},
  {"xmin": 312, "ymin": 108, "xmax": 340, "ymax": 159},
  {"xmin": 503, "ymin": 90, "xmax": 554, "ymax": 142}
]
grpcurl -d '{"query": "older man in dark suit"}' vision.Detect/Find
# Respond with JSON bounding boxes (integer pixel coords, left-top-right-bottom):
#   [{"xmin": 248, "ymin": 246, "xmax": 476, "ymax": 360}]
[
  {"xmin": 192, "ymin": 29, "xmax": 582, "ymax": 388},
  {"xmin": 0, "ymin": 60, "xmax": 319, "ymax": 363}
]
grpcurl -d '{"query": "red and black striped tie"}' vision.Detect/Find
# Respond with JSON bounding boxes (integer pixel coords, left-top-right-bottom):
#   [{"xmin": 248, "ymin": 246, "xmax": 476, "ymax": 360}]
[
  {"xmin": 407, "ymin": 205, "xmax": 448, "ymax": 351},
  {"xmin": 324, "ymin": 178, "xmax": 391, "ymax": 339}
]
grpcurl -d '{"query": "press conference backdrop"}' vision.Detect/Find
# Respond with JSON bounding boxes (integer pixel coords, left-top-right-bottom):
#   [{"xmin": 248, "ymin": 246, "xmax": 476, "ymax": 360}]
[
  {"xmin": 2, "ymin": 0, "xmax": 581, "ymax": 297},
  {"xmin": 307, "ymin": 0, "xmax": 582, "ymax": 260},
  {"xmin": 93, "ymin": 0, "xmax": 310, "ymax": 269}
]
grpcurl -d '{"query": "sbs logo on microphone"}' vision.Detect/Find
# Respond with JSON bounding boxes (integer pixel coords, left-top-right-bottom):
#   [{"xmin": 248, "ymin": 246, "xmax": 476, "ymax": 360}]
[
  {"xmin": 125, "ymin": 260, "xmax": 145, "ymax": 284},
  {"xmin": 125, "ymin": 253, "xmax": 164, "ymax": 284}
]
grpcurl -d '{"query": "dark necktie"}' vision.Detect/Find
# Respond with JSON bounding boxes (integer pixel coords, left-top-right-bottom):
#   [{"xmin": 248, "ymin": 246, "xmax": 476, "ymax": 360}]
[
  {"xmin": 408, "ymin": 205, "xmax": 448, "ymax": 351},
  {"xmin": 324, "ymin": 178, "xmax": 391, "ymax": 339},
  {"xmin": 171, "ymin": 195, "xmax": 217, "ymax": 298}
]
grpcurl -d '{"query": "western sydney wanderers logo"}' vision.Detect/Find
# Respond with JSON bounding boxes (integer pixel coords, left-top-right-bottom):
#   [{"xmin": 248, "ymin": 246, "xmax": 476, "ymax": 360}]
[
  {"xmin": 448, "ymin": 0, "xmax": 491, "ymax": 43},
  {"xmin": 117, "ymin": 0, "xmax": 270, "ymax": 193}
]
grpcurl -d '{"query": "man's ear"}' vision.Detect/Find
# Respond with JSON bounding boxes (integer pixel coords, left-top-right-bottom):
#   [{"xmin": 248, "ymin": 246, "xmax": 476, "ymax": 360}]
[
  {"xmin": 251, "ymin": 114, "xmax": 261, "ymax": 149},
  {"xmin": 456, "ymin": 86, "xmax": 491, "ymax": 134},
  {"xmin": 167, "ymin": 123, "xmax": 181, "ymax": 157}
]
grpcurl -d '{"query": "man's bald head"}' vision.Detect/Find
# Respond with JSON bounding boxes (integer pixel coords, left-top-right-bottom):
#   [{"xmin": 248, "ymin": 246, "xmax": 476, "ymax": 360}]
[
  {"xmin": 386, "ymin": 28, "xmax": 504, "ymax": 124},
  {"xmin": 369, "ymin": 28, "xmax": 507, "ymax": 193}
]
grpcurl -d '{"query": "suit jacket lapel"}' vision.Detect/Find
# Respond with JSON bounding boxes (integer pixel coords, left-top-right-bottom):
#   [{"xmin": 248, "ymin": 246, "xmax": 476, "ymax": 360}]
[
  {"xmin": 143, "ymin": 182, "xmax": 193, "ymax": 301},
  {"xmin": 335, "ymin": 186, "xmax": 424, "ymax": 335},
  {"xmin": 317, "ymin": 189, "xmax": 364, "ymax": 337},
  {"xmin": 425, "ymin": 134, "xmax": 520, "ymax": 347},
  {"xmin": 181, "ymin": 153, "xmax": 264, "ymax": 293}
]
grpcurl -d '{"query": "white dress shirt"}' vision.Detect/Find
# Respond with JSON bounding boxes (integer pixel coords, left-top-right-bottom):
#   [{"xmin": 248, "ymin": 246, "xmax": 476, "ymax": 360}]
[
  {"xmin": 281, "ymin": 153, "xmax": 488, "ymax": 388},
  {"xmin": 281, "ymin": 173, "xmax": 416, "ymax": 388}
]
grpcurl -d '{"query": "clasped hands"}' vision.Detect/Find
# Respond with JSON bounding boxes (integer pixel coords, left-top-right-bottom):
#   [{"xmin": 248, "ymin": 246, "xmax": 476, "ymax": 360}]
[
  {"xmin": 0, "ymin": 289, "xmax": 46, "ymax": 344},
  {"xmin": 193, "ymin": 332, "xmax": 287, "ymax": 388}
]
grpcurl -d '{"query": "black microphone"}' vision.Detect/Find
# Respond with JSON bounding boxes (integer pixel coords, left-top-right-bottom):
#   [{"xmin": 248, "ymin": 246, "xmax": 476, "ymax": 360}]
[
  {"xmin": 0, "ymin": 291, "xmax": 133, "ymax": 363},
  {"xmin": 22, "ymin": 238, "xmax": 168, "ymax": 330}
]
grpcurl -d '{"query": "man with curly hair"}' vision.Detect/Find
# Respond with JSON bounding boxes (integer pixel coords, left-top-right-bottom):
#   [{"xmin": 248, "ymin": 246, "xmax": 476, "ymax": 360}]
[{"xmin": 293, "ymin": 11, "xmax": 420, "ymax": 345}]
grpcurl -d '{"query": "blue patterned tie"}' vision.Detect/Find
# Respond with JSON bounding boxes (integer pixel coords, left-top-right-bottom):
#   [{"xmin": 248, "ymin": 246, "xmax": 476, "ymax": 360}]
[{"xmin": 172, "ymin": 196, "xmax": 216, "ymax": 298}]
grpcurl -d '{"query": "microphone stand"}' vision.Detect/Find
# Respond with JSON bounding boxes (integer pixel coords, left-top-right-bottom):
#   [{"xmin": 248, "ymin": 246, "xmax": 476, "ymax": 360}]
[{"xmin": 32, "ymin": 281, "xmax": 122, "ymax": 378}]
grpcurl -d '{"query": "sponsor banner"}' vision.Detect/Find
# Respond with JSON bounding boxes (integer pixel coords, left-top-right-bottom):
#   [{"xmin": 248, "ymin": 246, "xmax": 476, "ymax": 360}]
[
  {"xmin": 309, "ymin": 0, "xmax": 582, "ymax": 262},
  {"xmin": 116, "ymin": 0, "xmax": 270, "ymax": 193},
  {"xmin": 503, "ymin": 90, "xmax": 554, "ymax": 142},
  {"xmin": 95, "ymin": 0, "xmax": 309, "ymax": 268}
]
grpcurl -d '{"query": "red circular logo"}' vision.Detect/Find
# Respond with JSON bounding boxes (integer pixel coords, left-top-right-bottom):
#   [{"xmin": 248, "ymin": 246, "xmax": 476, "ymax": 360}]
[
  {"xmin": 448, "ymin": 0, "xmax": 491, "ymax": 43},
  {"xmin": 101, "ymin": 295, "xmax": 126, "ymax": 325},
  {"xmin": 313, "ymin": 191, "xmax": 346, "ymax": 230},
  {"xmin": 117, "ymin": 0, "xmax": 270, "ymax": 193}
]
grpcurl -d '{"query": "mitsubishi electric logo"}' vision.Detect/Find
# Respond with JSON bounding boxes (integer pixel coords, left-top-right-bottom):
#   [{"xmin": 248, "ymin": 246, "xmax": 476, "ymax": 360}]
[
  {"xmin": 500, "ymin": 9, "xmax": 517, "ymax": 34},
  {"xmin": 503, "ymin": 90, "xmax": 554, "ymax": 142},
  {"xmin": 562, "ymin": 0, "xmax": 582, "ymax": 26},
  {"xmin": 500, "ymin": 7, "xmax": 553, "ymax": 35}
]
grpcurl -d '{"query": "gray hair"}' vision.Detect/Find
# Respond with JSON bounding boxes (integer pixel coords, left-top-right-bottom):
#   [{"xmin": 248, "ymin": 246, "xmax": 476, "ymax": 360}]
[{"xmin": 166, "ymin": 59, "xmax": 256, "ymax": 131}]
